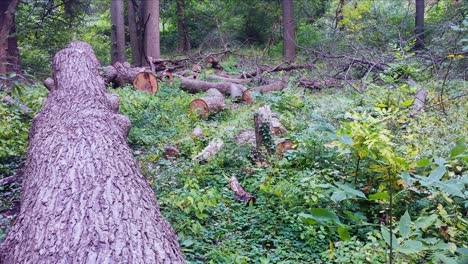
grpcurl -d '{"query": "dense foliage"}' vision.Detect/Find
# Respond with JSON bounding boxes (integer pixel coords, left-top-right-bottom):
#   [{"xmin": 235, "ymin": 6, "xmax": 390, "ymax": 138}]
[{"xmin": 1, "ymin": 0, "xmax": 467, "ymax": 263}]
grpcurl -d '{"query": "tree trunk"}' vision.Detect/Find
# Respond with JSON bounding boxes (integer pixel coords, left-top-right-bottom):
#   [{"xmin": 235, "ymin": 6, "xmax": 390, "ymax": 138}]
[
  {"xmin": 0, "ymin": 0, "xmax": 19, "ymax": 77},
  {"xmin": 189, "ymin": 96, "xmax": 226, "ymax": 118},
  {"xmin": 110, "ymin": 0, "xmax": 126, "ymax": 64},
  {"xmin": 0, "ymin": 42, "xmax": 185, "ymax": 263},
  {"xmin": 414, "ymin": 0, "xmax": 425, "ymax": 50},
  {"xmin": 143, "ymin": 0, "xmax": 161, "ymax": 65},
  {"xmin": 282, "ymin": 0, "xmax": 295, "ymax": 62},
  {"xmin": 176, "ymin": 0, "xmax": 191, "ymax": 54},
  {"xmin": 128, "ymin": 0, "xmax": 142, "ymax": 66}
]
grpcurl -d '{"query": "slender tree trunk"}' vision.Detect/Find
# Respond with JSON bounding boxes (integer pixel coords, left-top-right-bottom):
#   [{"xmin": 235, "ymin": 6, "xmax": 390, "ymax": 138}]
[
  {"xmin": 176, "ymin": 0, "xmax": 191, "ymax": 54},
  {"xmin": 0, "ymin": 0, "xmax": 19, "ymax": 76},
  {"xmin": 128, "ymin": 0, "xmax": 142, "ymax": 66},
  {"xmin": 414, "ymin": 0, "xmax": 425, "ymax": 50},
  {"xmin": 0, "ymin": 42, "xmax": 185, "ymax": 263},
  {"xmin": 335, "ymin": 0, "xmax": 346, "ymax": 30},
  {"xmin": 282, "ymin": 0, "xmax": 295, "ymax": 62},
  {"xmin": 142, "ymin": 0, "xmax": 160, "ymax": 65},
  {"xmin": 110, "ymin": 0, "xmax": 126, "ymax": 64}
]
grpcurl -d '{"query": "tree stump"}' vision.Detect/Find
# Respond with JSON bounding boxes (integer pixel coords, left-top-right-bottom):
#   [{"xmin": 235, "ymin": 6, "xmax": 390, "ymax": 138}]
[{"xmin": 0, "ymin": 42, "xmax": 184, "ymax": 263}]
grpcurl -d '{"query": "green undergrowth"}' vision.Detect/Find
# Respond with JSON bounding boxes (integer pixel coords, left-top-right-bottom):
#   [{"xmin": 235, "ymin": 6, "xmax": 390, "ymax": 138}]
[{"xmin": 0, "ymin": 74, "xmax": 466, "ymax": 263}]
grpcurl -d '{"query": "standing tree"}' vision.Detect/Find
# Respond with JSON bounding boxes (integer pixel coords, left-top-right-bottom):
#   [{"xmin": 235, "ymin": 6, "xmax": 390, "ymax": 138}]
[
  {"xmin": 282, "ymin": 0, "xmax": 295, "ymax": 62},
  {"xmin": 0, "ymin": 0, "xmax": 20, "ymax": 77},
  {"xmin": 414, "ymin": 0, "xmax": 425, "ymax": 50},
  {"xmin": 128, "ymin": 0, "xmax": 142, "ymax": 66},
  {"xmin": 0, "ymin": 42, "xmax": 185, "ymax": 263},
  {"xmin": 142, "ymin": 0, "xmax": 161, "ymax": 65},
  {"xmin": 176, "ymin": 0, "xmax": 191, "ymax": 54},
  {"xmin": 110, "ymin": 0, "xmax": 126, "ymax": 64}
]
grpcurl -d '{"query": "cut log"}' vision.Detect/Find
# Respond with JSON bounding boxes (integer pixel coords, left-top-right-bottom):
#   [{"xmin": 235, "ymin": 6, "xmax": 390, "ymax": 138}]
[
  {"xmin": 251, "ymin": 80, "xmax": 287, "ymax": 93},
  {"xmin": 179, "ymin": 77, "xmax": 232, "ymax": 95},
  {"xmin": 276, "ymin": 139, "xmax": 295, "ymax": 158},
  {"xmin": 229, "ymin": 176, "xmax": 255, "ymax": 203},
  {"xmin": 162, "ymin": 145, "xmax": 179, "ymax": 159},
  {"xmin": 193, "ymin": 138, "xmax": 224, "ymax": 161},
  {"xmin": 0, "ymin": 42, "xmax": 184, "ymax": 263},
  {"xmin": 409, "ymin": 89, "xmax": 427, "ymax": 117},
  {"xmin": 189, "ymin": 96, "xmax": 226, "ymax": 118},
  {"xmin": 206, "ymin": 88, "xmax": 224, "ymax": 97},
  {"xmin": 133, "ymin": 71, "xmax": 158, "ymax": 94},
  {"xmin": 205, "ymin": 75, "xmax": 252, "ymax": 85}
]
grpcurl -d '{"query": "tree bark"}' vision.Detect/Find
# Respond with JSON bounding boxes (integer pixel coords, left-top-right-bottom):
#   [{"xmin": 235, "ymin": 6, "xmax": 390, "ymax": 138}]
[
  {"xmin": 189, "ymin": 96, "xmax": 226, "ymax": 118},
  {"xmin": 110, "ymin": 0, "xmax": 126, "ymax": 64},
  {"xmin": 0, "ymin": 0, "xmax": 19, "ymax": 76},
  {"xmin": 143, "ymin": 0, "xmax": 161, "ymax": 65},
  {"xmin": 282, "ymin": 0, "xmax": 296, "ymax": 62},
  {"xmin": 0, "ymin": 42, "xmax": 185, "ymax": 263},
  {"xmin": 414, "ymin": 0, "xmax": 425, "ymax": 50},
  {"xmin": 229, "ymin": 176, "xmax": 255, "ymax": 203},
  {"xmin": 176, "ymin": 0, "xmax": 191, "ymax": 54},
  {"xmin": 179, "ymin": 77, "xmax": 247, "ymax": 98},
  {"xmin": 128, "ymin": 0, "xmax": 142, "ymax": 66}
]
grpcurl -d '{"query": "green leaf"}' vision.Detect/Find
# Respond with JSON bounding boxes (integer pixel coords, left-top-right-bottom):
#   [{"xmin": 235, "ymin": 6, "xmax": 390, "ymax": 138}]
[
  {"xmin": 399, "ymin": 211, "xmax": 411, "ymax": 238},
  {"xmin": 427, "ymin": 164, "xmax": 446, "ymax": 183},
  {"xmin": 401, "ymin": 99, "xmax": 414, "ymax": 107},
  {"xmin": 335, "ymin": 183, "xmax": 367, "ymax": 199},
  {"xmin": 337, "ymin": 226, "xmax": 350, "ymax": 241},
  {"xmin": 415, "ymin": 215, "xmax": 437, "ymax": 230},
  {"xmin": 450, "ymin": 138, "xmax": 465, "ymax": 158},
  {"xmin": 301, "ymin": 208, "xmax": 342, "ymax": 226},
  {"xmin": 381, "ymin": 225, "xmax": 398, "ymax": 249},
  {"xmin": 368, "ymin": 191, "xmax": 389, "ymax": 201},
  {"xmin": 338, "ymin": 131, "xmax": 353, "ymax": 145},
  {"xmin": 398, "ymin": 240, "xmax": 425, "ymax": 254},
  {"xmin": 399, "ymin": 172, "xmax": 413, "ymax": 187},
  {"xmin": 416, "ymin": 158, "xmax": 431, "ymax": 167},
  {"xmin": 433, "ymin": 253, "xmax": 458, "ymax": 264},
  {"xmin": 434, "ymin": 181, "xmax": 465, "ymax": 198},
  {"xmin": 331, "ymin": 191, "xmax": 347, "ymax": 203}
]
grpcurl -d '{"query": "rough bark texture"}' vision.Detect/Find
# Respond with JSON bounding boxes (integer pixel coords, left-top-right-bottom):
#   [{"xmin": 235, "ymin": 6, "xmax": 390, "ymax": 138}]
[
  {"xmin": 189, "ymin": 96, "xmax": 226, "ymax": 118},
  {"xmin": 414, "ymin": 0, "xmax": 425, "ymax": 50},
  {"xmin": 0, "ymin": 42, "xmax": 185, "ymax": 263},
  {"xmin": 229, "ymin": 176, "xmax": 255, "ymax": 203},
  {"xmin": 282, "ymin": 0, "xmax": 295, "ymax": 62},
  {"xmin": 0, "ymin": 0, "xmax": 19, "ymax": 76},
  {"xmin": 176, "ymin": 0, "xmax": 191, "ymax": 54},
  {"xmin": 110, "ymin": 0, "xmax": 126, "ymax": 64},
  {"xmin": 128, "ymin": 0, "xmax": 142, "ymax": 66},
  {"xmin": 104, "ymin": 61, "xmax": 145, "ymax": 87},
  {"xmin": 179, "ymin": 77, "xmax": 248, "ymax": 101},
  {"xmin": 143, "ymin": 0, "xmax": 161, "ymax": 64}
]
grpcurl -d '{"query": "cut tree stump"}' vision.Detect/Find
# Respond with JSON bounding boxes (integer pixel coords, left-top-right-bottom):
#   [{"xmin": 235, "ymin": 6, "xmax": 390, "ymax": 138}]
[
  {"xmin": 189, "ymin": 95, "xmax": 226, "ymax": 118},
  {"xmin": 133, "ymin": 71, "xmax": 158, "ymax": 94},
  {"xmin": 0, "ymin": 42, "xmax": 185, "ymax": 263},
  {"xmin": 229, "ymin": 176, "xmax": 255, "ymax": 203}
]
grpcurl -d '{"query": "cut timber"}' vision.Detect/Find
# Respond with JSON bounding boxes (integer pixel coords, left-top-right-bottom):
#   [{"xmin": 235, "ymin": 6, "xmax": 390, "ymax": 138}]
[
  {"xmin": 276, "ymin": 139, "xmax": 295, "ymax": 158},
  {"xmin": 0, "ymin": 42, "xmax": 185, "ymax": 263},
  {"xmin": 206, "ymin": 88, "xmax": 224, "ymax": 97},
  {"xmin": 179, "ymin": 77, "xmax": 250, "ymax": 102},
  {"xmin": 162, "ymin": 145, "xmax": 179, "ymax": 159},
  {"xmin": 193, "ymin": 138, "xmax": 224, "ymax": 161},
  {"xmin": 103, "ymin": 61, "xmax": 145, "ymax": 87},
  {"xmin": 229, "ymin": 176, "xmax": 255, "ymax": 203},
  {"xmin": 133, "ymin": 71, "xmax": 158, "ymax": 94},
  {"xmin": 205, "ymin": 75, "xmax": 251, "ymax": 85},
  {"xmin": 189, "ymin": 96, "xmax": 226, "ymax": 118},
  {"xmin": 251, "ymin": 80, "xmax": 286, "ymax": 93},
  {"xmin": 258, "ymin": 105, "xmax": 286, "ymax": 135}
]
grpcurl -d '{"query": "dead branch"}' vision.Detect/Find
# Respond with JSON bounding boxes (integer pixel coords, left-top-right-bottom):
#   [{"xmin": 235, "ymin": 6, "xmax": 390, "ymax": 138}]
[{"xmin": 229, "ymin": 176, "xmax": 255, "ymax": 203}]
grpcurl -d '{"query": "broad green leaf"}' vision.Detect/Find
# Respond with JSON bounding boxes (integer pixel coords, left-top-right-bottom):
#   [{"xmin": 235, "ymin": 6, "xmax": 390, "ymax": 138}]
[
  {"xmin": 399, "ymin": 211, "xmax": 411, "ymax": 238},
  {"xmin": 381, "ymin": 225, "xmax": 398, "ymax": 249},
  {"xmin": 398, "ymin": 240, "xmax": 425, "ymax": 254},
  {"xmin": 368, "ymin": 191, "xmax": 389, "ymax": 201},
  {"xmin": 416, "ymin": 158, "xmax": 431, "ymax": 167},
  {"xmin": 427, "ymin": 164, "xmax": 446, "ymax": 183},
  {"xmin": 450, "ymin": 138, "xmax": 465, "ymax": 158},
  {"xmin": 298, "ymin": 213, "xmax": 317, "ymax": 225},
  {"xmin": 415, "ymin": 215, "xmax": 437, "ymax": 230},
  {"xmin": 337, "ymin": 226, "xmax": 350, "ymax": 241},
  {"xmin": 401, "ymin": 99, "xmax": 414, "ymax": 107},
  {"xmin": 434, "ymin": 182, "xmax": 465, "ymax": 198},
  {"xmin": 399, "ymin": 171, "xmax": 414, "ymax": 187},
  {"xmin": 433, "ymin": 253, "xmax": 458, "ymax": 264},
  {"xmin": 331, "ymin": 191, "xmax": 347, "ymax": 203},
  {"xmin": 308, "ymin": 208, "xmax": 342, "ymax": 225},
  {"xmin": 335, "ymin": 183, "xmax": 367, "ymax": 199}
]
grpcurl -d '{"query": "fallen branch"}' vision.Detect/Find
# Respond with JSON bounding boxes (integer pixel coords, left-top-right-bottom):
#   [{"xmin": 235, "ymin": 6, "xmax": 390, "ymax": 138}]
[
  {"xmin": 193, "ymin": 138, "xmax": 224, "ymax": 161},
  {"xmin": 229, "ymin": 176, "xmax": 255, "ymax": 203}
]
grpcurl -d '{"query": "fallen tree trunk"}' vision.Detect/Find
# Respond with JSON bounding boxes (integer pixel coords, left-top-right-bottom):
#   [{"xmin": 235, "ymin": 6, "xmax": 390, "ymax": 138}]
[
  {"xmin": 0, "ymin": 42, "xmax": 185, "ymax": 263},
  {"xmin": 179, "ymin": 77, "xmax": 250, "ymax": 102},
  {"xmin": 251, "ymin": 80, "xmax": 287, "ymax": 93},
  {"xmin": 229, "ymin": 176, "xmax": 255, "ymax": 203},
  {"xmin": 189, "ymin": 95, "xmax": 226, "ymax": 118},
  {"xmin": 205, "ymin": 75, "xmax": 252, "ymax": 85}
]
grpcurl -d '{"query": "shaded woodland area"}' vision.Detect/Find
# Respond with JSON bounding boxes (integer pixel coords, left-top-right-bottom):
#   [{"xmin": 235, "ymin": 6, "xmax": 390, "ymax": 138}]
[{"xmin": 0, "ymin": 0, "xmax": 467, "ymax": 263}]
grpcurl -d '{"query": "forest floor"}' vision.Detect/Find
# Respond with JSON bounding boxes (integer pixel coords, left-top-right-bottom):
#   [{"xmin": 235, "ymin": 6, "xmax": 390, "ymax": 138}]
[{"xmin": 0, "ymin": 54, "xmax": 467, "ymax": 263}]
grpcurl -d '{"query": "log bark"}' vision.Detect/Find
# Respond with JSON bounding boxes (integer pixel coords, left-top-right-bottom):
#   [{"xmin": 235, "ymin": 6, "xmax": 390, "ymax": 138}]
[
  {"xmin": 193, "ymin": 138, "xmax": 224, "ymax": 161},
  {"xmin": 179, "ymin": 77, "xmax": 249, "ymax": 102},
  {"xmin": 229, "ymin": 176, "xmax": 255, "ymax": 203},
  {"xmin": 189, "ymin": 96, "xmax": 226, "ymax": 118},
  {"xmin": 205, "ymin": 75, "xmax": 252, "ymax": 85},
  {"xmin": 0, "ymin": 42, "xmax": 185, "ymax": 263}
]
